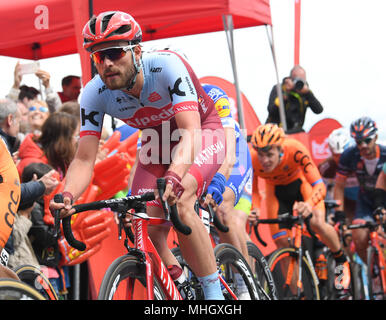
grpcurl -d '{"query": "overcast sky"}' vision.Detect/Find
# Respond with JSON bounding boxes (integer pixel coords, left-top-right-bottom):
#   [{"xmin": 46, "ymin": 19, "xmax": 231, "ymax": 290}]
[{"xmin": 1, "ymin": 0, "xmax": 385, "ymax": 141}]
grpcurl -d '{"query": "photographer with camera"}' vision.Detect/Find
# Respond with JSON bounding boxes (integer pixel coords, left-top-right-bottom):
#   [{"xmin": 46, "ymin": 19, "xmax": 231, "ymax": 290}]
[{"xmin": 265, "ymin": 65, "xmax": 323, "ymax": 133}]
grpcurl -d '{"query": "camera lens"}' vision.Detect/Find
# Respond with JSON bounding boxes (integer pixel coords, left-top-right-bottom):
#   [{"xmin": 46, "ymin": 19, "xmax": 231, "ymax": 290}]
[{"xmin": 293, "ymin": 78, "xmax": 304, "ymax": 91}]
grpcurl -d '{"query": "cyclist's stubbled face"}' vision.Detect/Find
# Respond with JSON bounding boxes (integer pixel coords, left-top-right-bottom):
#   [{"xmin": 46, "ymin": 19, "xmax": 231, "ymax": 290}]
[
  {"xmin": 357, "ymin": 136, "xmax": 377, "ymax": 159},
  {"xmin": 92, "ymin": 41, "xmax": 139, "ymax": 90},
  {"xmin": 257, "ymin": 146, "xmax": 281, "ymax": 172}
]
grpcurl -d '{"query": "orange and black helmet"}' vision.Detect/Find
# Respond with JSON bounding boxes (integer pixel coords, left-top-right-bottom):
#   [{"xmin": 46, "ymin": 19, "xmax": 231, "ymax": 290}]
[
  {"xmin": 83, "ymin": 11, "xmax": 142, "ymax": 52},
  {"xmin": 350, "ymin": 116, "xmax": 377, "ymax": 141},
  {"xmin": 251, "ymin": 123, "xmax": 285, "ymax": 150}
]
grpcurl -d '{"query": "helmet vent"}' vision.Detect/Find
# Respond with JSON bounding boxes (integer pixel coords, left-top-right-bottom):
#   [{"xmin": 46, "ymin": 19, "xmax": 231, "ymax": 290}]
[
  {"xmin": 101, "ymin": 13, "xmax": 115, "ymax": 33},
  {"xmin": 105, "ymin": 25, "xmax": 132, "ymax": 39},
  {"xmin": 89, "ymin": 16, "xmax": 97, "ymax": 35}
]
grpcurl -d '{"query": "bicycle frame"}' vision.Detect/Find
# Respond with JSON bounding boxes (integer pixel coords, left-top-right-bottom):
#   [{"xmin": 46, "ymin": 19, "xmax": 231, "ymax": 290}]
[
  {"xmin": 348, "ymin": 220, "xmax": 386, "ymax": 298},
  {"xmin": 368, "ymin": 228, "xmax": 386, "ymax": 291},
  {"xmin": 130, "ymin": 212, "xmax": 183, "ymax": 300},
  {"xmin": 256, "ymin": 213, "xmax": 319, "ymax": 299},
  {"xmin": 57, "ymin": 185, "xmax": 240, "ymax": 300}
]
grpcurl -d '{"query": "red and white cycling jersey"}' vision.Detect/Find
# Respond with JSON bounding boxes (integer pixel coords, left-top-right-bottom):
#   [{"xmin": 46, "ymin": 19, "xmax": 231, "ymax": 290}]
[{"xmin": 80, "ymin": 50, "xmax": 216, "ymax": 138}]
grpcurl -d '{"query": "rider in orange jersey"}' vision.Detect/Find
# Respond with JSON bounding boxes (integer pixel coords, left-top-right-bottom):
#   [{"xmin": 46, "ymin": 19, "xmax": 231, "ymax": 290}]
[
  {"xmin": 249, "ymin": 123, "xmax": 351, "ymax": 294},
  {"xmin": 0, "ymin": 138, "xmax": 20, "ymax": 280}
]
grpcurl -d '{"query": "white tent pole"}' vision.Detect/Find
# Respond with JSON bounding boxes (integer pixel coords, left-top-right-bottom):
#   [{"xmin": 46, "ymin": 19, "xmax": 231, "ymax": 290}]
[
  {"xmin": 265, "ymin": 25, "xmax": 287, "ymax": 132},
  {"xmin": 222, "ymin": 14, "xmax": 245, "ymax": 130}
]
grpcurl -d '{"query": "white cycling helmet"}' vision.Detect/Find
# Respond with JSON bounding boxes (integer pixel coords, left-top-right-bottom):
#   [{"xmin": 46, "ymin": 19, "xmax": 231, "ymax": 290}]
[{"xmin": 328, "ymin": 128, "xmax": 353, "ymax": 154}]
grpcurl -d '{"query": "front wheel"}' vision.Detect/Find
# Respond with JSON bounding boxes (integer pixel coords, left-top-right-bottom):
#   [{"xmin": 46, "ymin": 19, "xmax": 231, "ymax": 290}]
[
  {"xmin": 0, "ymin": 278, "xmax": 46, "ymax": 300},
  {"xmin": 214, "ymin": 243, "xmax": 261, "ymax": 300},
  {"xmin": 98, "ymin": 255, "xmax": 166, "ymax": 300},
  {"xmin": 268, "ymin": 247, "xmax": 320, "ymax": 300},
  {"xmin": 367, "ymin": 246, "xmax": 385, "ymax": 300},
  {"xmin": 247, "ymin": 241, "xmax": 278, "ymax": 300}
]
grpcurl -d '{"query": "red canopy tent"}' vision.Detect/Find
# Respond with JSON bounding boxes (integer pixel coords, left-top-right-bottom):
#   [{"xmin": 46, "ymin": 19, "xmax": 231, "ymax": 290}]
[
  {"xmin": 1, "ymin": 0, "xmax": 273, "ymax": 298},
  {"xmin": 0, "ymin": 0, "xmax": 271, "ymax": 56},
  {"xmin": 0, "ymin": 0, "xmax": 271, "ymax": 59},
  {"xmin": 0, "ymin": 0, "xmax": 271, "ymax": 128}
]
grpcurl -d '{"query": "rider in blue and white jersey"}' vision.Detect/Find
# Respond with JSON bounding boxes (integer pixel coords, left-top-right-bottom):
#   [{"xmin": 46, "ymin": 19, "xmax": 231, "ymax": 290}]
[{"xmin": 201, "ymin": 84, "xmax": 253, "ymax": 263}]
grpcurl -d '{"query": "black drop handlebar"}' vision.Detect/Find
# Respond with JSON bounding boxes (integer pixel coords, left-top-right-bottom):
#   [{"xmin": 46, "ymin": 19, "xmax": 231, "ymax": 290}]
[
  {"xmin": 196, "ymin": 193, "xmax": 229, "ymax": 233},
  {"xmin": 253, "ymin": 213, "xmax": 317, "ymax": 247},
  {"xmin": 53, "ymin": 178, "xmax": 192, "ymax": 251}
]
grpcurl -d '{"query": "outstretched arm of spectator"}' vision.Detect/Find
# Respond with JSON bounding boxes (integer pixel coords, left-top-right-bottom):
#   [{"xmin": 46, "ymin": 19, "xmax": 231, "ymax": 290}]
[
  {"xmin": 20, "ymin": 181, "xmax": 46, "ymax": 205},
  {"xmin": 6, "ymin": 62, "xmax": 23, "ymax": 102},
  {"xmin": 35, "ymin": 69, "xmax": 62, "ymax": 113},
  {"xmin": 20, "ymin": 170, "xmax": 59, "ymax": 205}
]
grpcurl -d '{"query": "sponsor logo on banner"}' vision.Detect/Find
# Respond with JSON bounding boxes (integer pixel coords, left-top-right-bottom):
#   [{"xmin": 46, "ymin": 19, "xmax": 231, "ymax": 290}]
[{"xmin": 311, "ymin": 137, "xmax": 331, "ymax": 160}]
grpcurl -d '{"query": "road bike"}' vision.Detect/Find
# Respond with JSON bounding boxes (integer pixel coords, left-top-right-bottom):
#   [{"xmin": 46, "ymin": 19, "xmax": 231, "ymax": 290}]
[
  {"xmin": 323, "ymin": 199, "xmax": 365, "ymax": 300},
  {"xmin": 254, "ymin": 212, "xmax": 320, "ymax": 300},
  {"xmin": 54, "ymin": 178, "xmax": 255, "ymax": 300},
  {"xmin": 171, "ymin": 201, "xmax": 262, "ymax": 300},
  {"xmin": 346, "ymin": 210, "xmax": 386, "ymax": 300}
]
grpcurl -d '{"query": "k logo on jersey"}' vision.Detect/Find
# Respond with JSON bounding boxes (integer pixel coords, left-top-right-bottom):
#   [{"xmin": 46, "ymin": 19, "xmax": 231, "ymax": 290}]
[{"xmin": 81, "ymin": 108, "xmax": 100, "ymax": 127}]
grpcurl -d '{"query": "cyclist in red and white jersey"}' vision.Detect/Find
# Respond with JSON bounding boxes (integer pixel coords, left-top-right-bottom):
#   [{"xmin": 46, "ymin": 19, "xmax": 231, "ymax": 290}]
[{"xmin": 49, "ymin": 11, "xmax": 226, "ymax": 299}]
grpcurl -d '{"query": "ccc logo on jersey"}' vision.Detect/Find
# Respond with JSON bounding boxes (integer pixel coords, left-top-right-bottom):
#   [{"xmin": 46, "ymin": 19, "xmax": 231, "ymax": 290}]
[{"xmin": 214, "ymin": 98, "xmax": 231, "ymax": 118}]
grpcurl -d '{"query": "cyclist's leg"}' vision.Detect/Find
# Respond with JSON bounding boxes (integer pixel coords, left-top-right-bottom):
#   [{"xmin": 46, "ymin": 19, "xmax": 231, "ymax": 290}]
[
  {"xmin": 309, "ymin": 204, "xmax": 341, "ymax": 252},
  {"xmin": 131, "ymin": 162, "xmax": 181, "ymax": 268},
  {"xmin": 233, "ymin": 172, "xmax": 253, "ymax": 246},
  {"xmin": 233, "ymin": 203, "xmax": 252, "ymax": 245},
  {"xmin": 300, "ymin": 181, "xmax": 351, "ymax": 291},
  {"xmin": 216, "ymin": 188, "xmax": 247, "ymax": 258},
  {"xmin": 266, "ymin": 183, "xmax": 290, "ymax": 249},
  {"xmin": 217, "ymin": 160, "xmax": 252, "ymax": 260},
  {"xmin": 351, "ymin": 195, "xmax": 373, "ymax": 262},
  {"xmin": 176, "ymin": 172, "xmax": 224, "ymax": 299},
  {"xmin": 175, "ymin": 173, "xmax": 216, "ymax": 273}
]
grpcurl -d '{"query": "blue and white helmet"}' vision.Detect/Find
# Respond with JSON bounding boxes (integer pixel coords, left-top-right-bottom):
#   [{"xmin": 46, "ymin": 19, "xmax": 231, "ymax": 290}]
[{"xmin": 328, "ymin": 128, "xmax": 354, "ymax": 154}]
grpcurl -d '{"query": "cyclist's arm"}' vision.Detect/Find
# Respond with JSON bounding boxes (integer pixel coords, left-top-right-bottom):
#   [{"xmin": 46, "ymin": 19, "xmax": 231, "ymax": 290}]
[
  {"xmin": 374, "ymin": 167, "xmax": 386, "ymax": 209},
  {"xmin": 63, "ymin": 135, "xmax": 100, "ymax": 201},
  {"xmin": 375, "ymin": 166, "xmax": 386, "ymax": 191},
  {"xmin": 333, "ymin": 150, "xmax": 353, "ymax": 212},
  {"xmin": 250, "ymin": 148, "xmax": 261, "ymax": 213},
  {"xmin": 334, "ymin": 174, "xmax": 347, "ymax": 211},
  {"xmin": 167, "ymin": 110, "xmax": 201, "ymax": 178},
  {"xmin": 127, "ymin": 148, "xmax": 140, "ymax": 192},
  {"xmin": 294, "ymin": 140, "xmax": 326, "ymax": 207},
  {"xmin": 215, "ymin": 127, "xmax": 236, "ymax": 180}
]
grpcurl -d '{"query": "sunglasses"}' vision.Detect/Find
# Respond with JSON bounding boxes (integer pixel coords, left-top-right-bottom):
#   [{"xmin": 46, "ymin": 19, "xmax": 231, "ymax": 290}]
[
  {"xmin": 355, "ymin": 137, "xmax": 373, "ymax": 145},
  {"xmin": 29, "ymin": 106, "xmax": 48, "ymax": 112},
  {"xmin": 90, "ymin": 45, "xmax": 134, "ymax": 64}
]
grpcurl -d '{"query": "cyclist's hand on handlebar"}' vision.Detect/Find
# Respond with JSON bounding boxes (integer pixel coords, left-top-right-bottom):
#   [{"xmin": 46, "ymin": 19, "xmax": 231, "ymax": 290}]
[
  {"xmin": 373, "ymin": 207, "xmax": 386, "ymax": 224},
  {"xmin": 154, "ymin": 182, "xmax": 177, "ymax": 206},
  {"xmin": 293, "ymin": 201, "xmax": 312, "ymax": 218},
  {"xmin": 248, "ymin": 208, "xmax": 260, "ymax": 226},
  {"xmin": 200, "ymin": 193, "xmax": 218, "ymax": 210},
  {"xmin": 49, "ymin": 196, "xmax": 75, "ymax": 219}
]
